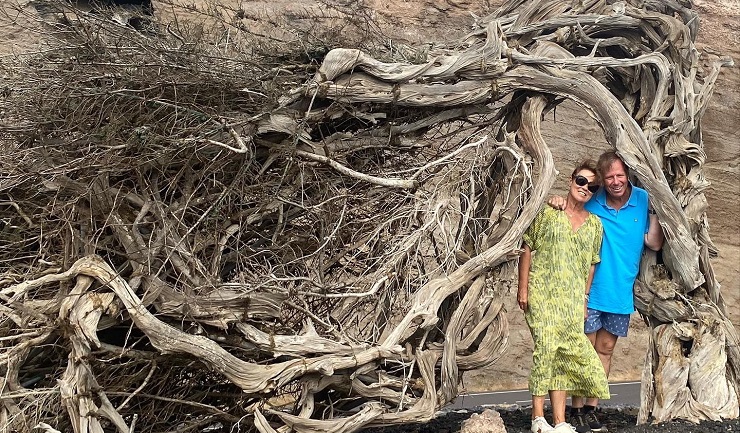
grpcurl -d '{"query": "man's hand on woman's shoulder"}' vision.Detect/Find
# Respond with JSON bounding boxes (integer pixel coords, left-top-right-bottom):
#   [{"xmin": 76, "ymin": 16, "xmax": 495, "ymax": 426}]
[{"xmin": 547, "ymin": 195, "xmax": 567, "ymax": 210}]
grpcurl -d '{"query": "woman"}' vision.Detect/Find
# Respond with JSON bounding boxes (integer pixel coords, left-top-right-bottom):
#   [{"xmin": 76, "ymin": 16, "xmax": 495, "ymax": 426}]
[{"xmin": 518, "ymin": 161, "xmax": 610, "ymax": 433}]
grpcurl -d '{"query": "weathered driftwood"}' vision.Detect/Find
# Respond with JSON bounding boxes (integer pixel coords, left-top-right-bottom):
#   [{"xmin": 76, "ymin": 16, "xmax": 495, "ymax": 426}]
[{"xmin": 0, "ymin": 0, "xmax": 737, "ymax": 431}]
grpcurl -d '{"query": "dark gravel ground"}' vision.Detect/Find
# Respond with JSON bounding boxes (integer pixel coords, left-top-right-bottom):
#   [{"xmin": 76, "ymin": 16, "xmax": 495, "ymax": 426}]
[{"xmin": 362, "ymin": 405, "xmax": 740, "ymax": 433}]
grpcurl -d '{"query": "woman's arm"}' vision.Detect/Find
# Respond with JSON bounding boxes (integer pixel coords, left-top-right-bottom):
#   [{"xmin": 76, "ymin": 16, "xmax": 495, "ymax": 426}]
[
  {"xmin": 584, "ymin": 264, "xmax": 596, "ymax": 319},
  {"xmin": 518, "ymin": 244, "xmax": 532, "ymax": 312}
]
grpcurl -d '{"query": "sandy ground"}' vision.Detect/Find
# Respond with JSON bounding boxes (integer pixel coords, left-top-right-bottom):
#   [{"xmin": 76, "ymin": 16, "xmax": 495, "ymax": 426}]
[{"xmin": 1, "ymin": 0, "xmax": 737, "ymax": 393}]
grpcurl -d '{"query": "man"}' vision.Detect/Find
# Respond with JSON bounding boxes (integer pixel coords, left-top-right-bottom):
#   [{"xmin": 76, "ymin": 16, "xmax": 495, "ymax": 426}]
[{"xmin": 549, "ymin": 151, "xmax": 664, "ymax": 433}]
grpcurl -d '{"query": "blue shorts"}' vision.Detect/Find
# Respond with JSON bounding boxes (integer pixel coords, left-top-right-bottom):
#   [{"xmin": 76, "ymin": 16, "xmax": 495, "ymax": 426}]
[{"xmin": 584, "ymin": 308, "xmax": 630, "ymax": 337}]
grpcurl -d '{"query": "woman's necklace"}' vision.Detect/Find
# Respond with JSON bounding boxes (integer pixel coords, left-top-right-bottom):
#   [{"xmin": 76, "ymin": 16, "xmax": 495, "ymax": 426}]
[
  {"xmin": 565, "ymin": 206, "xmax": 587, "ymax": 231},
  {"xmin": 565, "ymin": 206, "xmax": 586, "ymax": 220}
]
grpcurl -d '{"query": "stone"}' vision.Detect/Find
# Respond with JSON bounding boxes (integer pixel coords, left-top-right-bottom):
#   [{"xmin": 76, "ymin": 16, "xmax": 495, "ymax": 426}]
[{"xmin": 459, "ymin": 409, "xmax": 507, "ymax": 433}]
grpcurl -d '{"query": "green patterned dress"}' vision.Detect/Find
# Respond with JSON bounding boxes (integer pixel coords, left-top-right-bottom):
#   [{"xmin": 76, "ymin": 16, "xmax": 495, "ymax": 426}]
[{"xmin": 522, "ymin": 206, "xmax": 610, "ymax": 398}]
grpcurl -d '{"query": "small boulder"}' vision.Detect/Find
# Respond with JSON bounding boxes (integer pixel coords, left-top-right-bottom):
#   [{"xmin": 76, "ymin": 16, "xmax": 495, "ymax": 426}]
[{"xmin": 459, "ymin": 409, "xmax": 507, "ymax": 433}]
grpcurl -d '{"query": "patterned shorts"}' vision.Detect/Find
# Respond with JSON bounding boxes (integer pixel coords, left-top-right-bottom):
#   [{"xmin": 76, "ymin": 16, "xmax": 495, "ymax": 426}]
[{"xmin": 584, "ymin": 308, "xmax": 630, "ymax": 337}]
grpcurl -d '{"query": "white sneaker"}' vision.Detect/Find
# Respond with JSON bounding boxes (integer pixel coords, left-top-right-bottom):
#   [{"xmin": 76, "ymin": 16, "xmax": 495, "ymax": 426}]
[
  {"xmin": 531, "ymin": 416, "xmax": 555, "ymax": 433},
  {"xmin": 552, "ymin": 422, "xmax": 578, "ymax": 432}
]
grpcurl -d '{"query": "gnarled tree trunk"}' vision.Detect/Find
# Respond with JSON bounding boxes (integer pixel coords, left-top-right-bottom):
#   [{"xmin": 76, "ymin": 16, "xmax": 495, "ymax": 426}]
[{"xmin": 0, "ymin": 0, "xmax": 736, "ymax": 432}]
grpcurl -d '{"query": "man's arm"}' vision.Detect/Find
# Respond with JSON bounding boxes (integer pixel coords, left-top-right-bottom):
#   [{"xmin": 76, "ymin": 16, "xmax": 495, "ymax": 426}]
[
  {"xmin": 547, "ymin": 195, "xmax": 567, "ymax": 210},
  {"xmin": 644, "ymin": 211, "xmax": 664, "ymax": 251}
]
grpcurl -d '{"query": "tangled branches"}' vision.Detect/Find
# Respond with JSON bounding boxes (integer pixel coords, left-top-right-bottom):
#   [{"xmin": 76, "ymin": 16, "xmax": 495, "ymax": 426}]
[{"xmin": 0, "ymin": 0, "xmax": 737, "ymax": 432}]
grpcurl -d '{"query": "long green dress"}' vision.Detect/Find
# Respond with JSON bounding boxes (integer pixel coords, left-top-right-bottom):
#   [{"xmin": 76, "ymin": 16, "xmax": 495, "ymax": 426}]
[{"xmin": 522, "ymin": 206, "xmax": 610, "ymax": 398}]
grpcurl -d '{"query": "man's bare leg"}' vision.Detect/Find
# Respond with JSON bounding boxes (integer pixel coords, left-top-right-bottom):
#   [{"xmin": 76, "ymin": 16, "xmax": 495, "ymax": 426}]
[
  {"xmin": 586, "ymin": 329, "xmax": 619, "ymax": 407},
  {"xmin": 572, "ymin": 329, "xmax": 619, "ymax": 410},
  {"xmin": 572, "ymin": 395, "xmax": 585, "ymax": 410}
]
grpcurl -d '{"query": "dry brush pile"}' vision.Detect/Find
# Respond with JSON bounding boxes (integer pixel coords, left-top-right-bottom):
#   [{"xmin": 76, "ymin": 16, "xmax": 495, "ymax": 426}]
[{"xmin": 0, "ymin": 0, "xmax": 737, "ymax": 432}]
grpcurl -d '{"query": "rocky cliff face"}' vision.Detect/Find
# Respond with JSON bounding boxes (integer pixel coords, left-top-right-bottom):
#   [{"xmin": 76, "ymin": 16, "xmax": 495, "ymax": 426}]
[{"xmin": 1, "ymin": 0, "xmax": 737, "ymax": 392}]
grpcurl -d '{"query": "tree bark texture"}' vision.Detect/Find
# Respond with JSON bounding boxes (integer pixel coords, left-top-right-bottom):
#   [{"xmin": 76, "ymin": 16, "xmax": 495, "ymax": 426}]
[{"xmin": 0, "ymin": 0, "xmax": 736, "ymax": 431}]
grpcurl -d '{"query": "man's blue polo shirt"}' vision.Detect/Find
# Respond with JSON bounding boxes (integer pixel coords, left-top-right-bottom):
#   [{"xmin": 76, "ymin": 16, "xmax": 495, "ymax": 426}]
[{"xmin": 585, "ymin": 184, "xmax": 649, "ymax": 314}]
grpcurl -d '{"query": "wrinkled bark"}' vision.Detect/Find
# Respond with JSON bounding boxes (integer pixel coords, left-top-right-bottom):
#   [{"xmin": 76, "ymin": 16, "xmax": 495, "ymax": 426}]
[{"xmin": 0, "ymin": 0, "xmax": 736, "ymax": 432}]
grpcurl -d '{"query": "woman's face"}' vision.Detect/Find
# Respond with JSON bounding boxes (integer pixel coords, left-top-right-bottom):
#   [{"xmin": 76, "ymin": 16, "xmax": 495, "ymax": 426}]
[{"xmin": 569, "ymin": 169, "xmax": 598, "ymax": 204}]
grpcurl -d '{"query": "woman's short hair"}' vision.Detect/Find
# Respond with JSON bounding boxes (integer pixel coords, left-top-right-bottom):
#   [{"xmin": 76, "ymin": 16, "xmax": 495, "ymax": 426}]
[{"xmin": 570, "ymin": 159, "xmax": 600, "ymax": 183}]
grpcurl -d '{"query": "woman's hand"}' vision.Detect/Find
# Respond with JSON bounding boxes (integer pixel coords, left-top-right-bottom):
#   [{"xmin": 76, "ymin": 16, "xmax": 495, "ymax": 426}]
[{"xmin": 517, "ymin": 288, "xmax": 528, "ymax": 312}]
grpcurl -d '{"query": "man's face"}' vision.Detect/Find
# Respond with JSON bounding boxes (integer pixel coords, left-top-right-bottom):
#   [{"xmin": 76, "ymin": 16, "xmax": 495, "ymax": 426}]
[{"xmin": 603, "ymin": 159, "xmax": 629, "ymax": 200}]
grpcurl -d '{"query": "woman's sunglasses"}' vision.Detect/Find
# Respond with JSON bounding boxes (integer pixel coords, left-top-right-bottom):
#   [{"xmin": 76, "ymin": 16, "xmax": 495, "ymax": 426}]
[{"xmin": 574, "ymin": 175, "xmax": 600, "ymax": 194}]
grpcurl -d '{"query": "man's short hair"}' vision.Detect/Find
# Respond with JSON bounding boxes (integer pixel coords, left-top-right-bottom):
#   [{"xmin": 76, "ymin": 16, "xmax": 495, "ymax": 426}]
[{"xmin": 597, "ymin": 150, "xmax": 628, "ymax": 177}]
